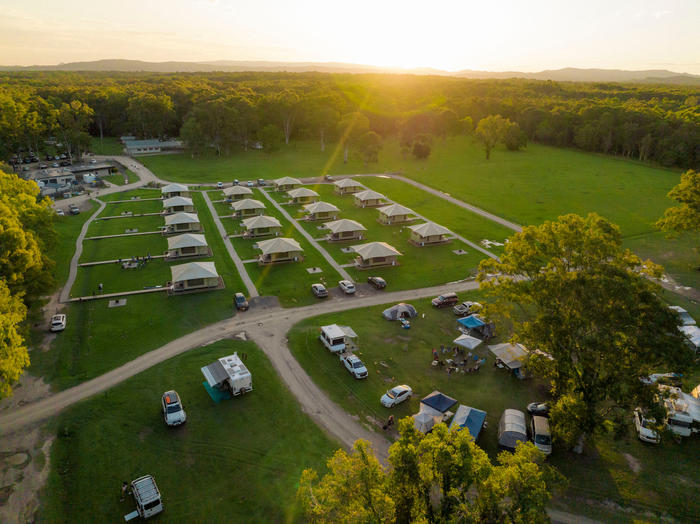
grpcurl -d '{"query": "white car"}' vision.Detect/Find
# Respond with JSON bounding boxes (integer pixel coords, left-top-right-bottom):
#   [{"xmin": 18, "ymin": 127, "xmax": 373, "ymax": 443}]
[
  {"xmin": 50, "ymin": 314, "xmax": 66, "ymax": 332},
  {"xmin": 246, "ymin": 180, "xmax": 254, "ymax": 187},
  {"xmin": 55, "ymin": 209, "xmax": 65, "ymax": 216},
  {"xmin": 216, "ymin": 181, "xmax": 224, "ymax": 189},
  {"xmin": 381, "ymin": 385, "xmax": 412, "ymax": 407},
  {"xmin": 338, "ymin": 280, "xmax": 356, "ymax": 294},
  {"xmin": 634, "ymin": 408, "xmax": 660, "ymax": 444},
  {"xmin": 161, "ymin": 390, "xmax": 187, "ymax": 426},
  {"xmin": 340, "ymin": 353, "xmax": 368, "ymax": 379}
]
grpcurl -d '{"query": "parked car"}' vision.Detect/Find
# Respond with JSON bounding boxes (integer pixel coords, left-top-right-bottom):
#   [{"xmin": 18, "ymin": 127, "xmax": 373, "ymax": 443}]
[
  {"xmin": 257, "ymin": 179, "xmax": 265, "ymax": 186},
  {"xmin": 234, "ymin": 179, "xmax": 239, "ymax": 185},
  {"xmin": 59, "ymin": 154, "xmax": 67, "ymax": 160},
  {"xmin": 381, "ymin": 385, "xmax": 412, "ymax": 407},
  {"xmin": 311, "ymin": 283, "xmax": 328, "ymax": 298},
  {"xmin": 39, "ymin": 163, "xmax": 48, "ymax": 169},
  {"xmin": 49, "ymin": 314, "xmax": 66, "ymax": 332},
  {"xmin": 246, "ymin": 180, "xmax": 254, "ymax": 187},
  {"xmin": 526, "ymin": 402, "xmax": 550, "ymax": 417},
  {"xmin": 338, "ymin": 280, "xmax": 356, "ymax": 294},
  {"xmin": 431, "ymin": 292, "xmax": 459, "ymax": 308},
  {"xmin": 530, "ymin": 415, "xmax": 552, "ymax": 455},
  {"xmin": 55, "ymin": 209, "xmax": 65, "ymax": 216},
  {"xmin": 216, "ymin": 181, "xmax": 224, "ymax": 189},
  {"xmin": 367, "ymin": 276, "xmax": 387, "ymax": 289},
  {"xmin": 90, "ymin": 158, "xmax": 97, "ymax": 164},
  {"xmin": 161, "ymin": 390, "xmax": 187, "ymax": 426},
  {"xmin": 60, "ymin": 160, "xmax": 71, "ymax": 166},
  {"xmin": 453, "ymin": 301, "xmax": 482, "ymax": 316},
  {"xmin": 633, "ymin": 408, "xmax": 660, "ymax": 444},
  {"xmin": 69, "ymin": 204, "xmax": 80, "ymax": 215},
  {"xmin": 128, "ymin": 475, "xmax": 164, "ymax": 519},
  {"xmin": 51, "ymin": 162, "xmax": 59, "ymax": 168},
  {"xmin": 340, "ymin": 353, "xmax": 368, "ymax": 379},
  {"xmin": 234, "ymin": 292, "xmax": 249, "ymax": 311}
]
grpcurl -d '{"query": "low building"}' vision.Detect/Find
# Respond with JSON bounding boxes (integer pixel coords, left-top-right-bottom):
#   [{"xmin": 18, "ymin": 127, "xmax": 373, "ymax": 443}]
[
  {"xmin": 170, "ymin": 261, "xmax": 222, "ymax": 293},
  {"xmin": 408, "ymin": 222, "xmax": 452, "ymax": 246},
  {"xmin": 352, "ymin": 241, "xmax": 402, "ymax": 269},
  {"xmin": 304, "ymin": 201, "xmax": 340, "ymax": 221},
  {"xmin": 231, "ymin": 198, "xmax": 265, "ymax": 218},
  {"xmin": 272, "ymin": 176, "xmax": 301, "ymax": 192},
  {"xmin": 223, "ymin": 185, "xmax": 253, "ymax": 201},
  {"xmin": 334, "ymin": 178, "xmax": 364, "ymax": 195},
  {"xmin": 287, "ymin": 187, "xmax": 320, "ymax": 204},
  {"xmin": 377, "ymin": 203, "xmax": 415, "ymax": 225},
  {"xmin": 324, "ymin": 219, "xmax": 367, "ymax": 242},
  {"xmin": 124, "ymin": 138, "xmax": 183, "ymax": 156},
  {"xmin": 165, "ymin": 233, "xmax": 210, "ymax": 259},
  {"xmin": 164, "ymin": 212, "xmax": 202, "ymax": 235},
  {"xmin": 354, "ymin": 189, "xmax": 386, "ymax": 208},
  {"xmin": 161, "ymin": 183, "xmax": 190, "ymax": 198},
  {"xmin": 163, "ymin": 196, "xmax": 195, "ymax": 214},
  {"xmin": 241, "ymin": 215, "xmax": 282, "ymax": 238},
  {"xmin": 256, "ymin": 237, "xmax": 304, "ymax": 265}
]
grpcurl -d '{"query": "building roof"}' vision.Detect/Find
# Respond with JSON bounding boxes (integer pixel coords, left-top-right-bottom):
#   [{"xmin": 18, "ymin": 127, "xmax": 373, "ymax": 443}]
[
  {"xmin": 408, "ymin": 222, "xmax": 451, "ymax": 237},
  {"xmin": 321, "ymin": 324, "xmax": 358, "ymax": 339},
  {"xmin": 334, "ymin": 178, "xmax": 363, "ymax": 188},
  {"xmin": 304, "ymin": 201, "xmax": 340, "ymax": 214},
  {"xmin": 167, "ymin": 233, "xmax": 208, "ymax": 250},
  {"xmin": 231, "ymin": 198, "xmax": 265, "ymax": 211},
  {"xmin": 241, "ymin": 215, "xmax": 281, "ymax": 229},
  {"xmin": 165, "ymin": 212, "xmax": 200, "ymax": 225},
  {"xmin": 223, "ymin": 185, "xmax": 253, "ymax": 197},
  {"xmin": 170, "ymin": 261, "xmax": 218, "ymax": 283},
  {"xmin": 324, "ymin": 219, "xmax": 367, "ymax": 234},
  {"xmin": 256, "ymin": 237, "xmax": 303, "ymax": 255},
  {"xmin": 354, "ymin": 189, "xmax": 385, "ymax": 201},
  {"xmin": 273, "ymin": 176, "xmax": 301, "ymax": 186},
  {"xmin": 163, "ymin": 196, "xmax": 193, "ymax": 208},
  {"xmin": 124, "ymin": 139, "xmax": 182, "ymax": 149},
  {"xmin": 161, "ymin": 183, "xmax": 188, "ymax": 194},
  {"xmin": 351, "ymin": 241, "xmax": 402, "ymax": 259},
  {"xmin": 378, "ymin": 203, "xmax": 414, "ymax": 217},
  {"xmin": 287, "ymin": 187, "xmax": 319, "ymax": 198}
]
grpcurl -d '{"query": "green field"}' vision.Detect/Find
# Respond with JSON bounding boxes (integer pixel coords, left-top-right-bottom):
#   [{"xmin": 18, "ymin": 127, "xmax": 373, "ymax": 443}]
[
  {"xmin": 91, "ymin": 136, "xmax": 124, "ymax": 156},
  {"xmin": 288, "ymin": 297, "xmax": 700, "ymax": 522},
  {"xmin": 51, "ymin": 202, "xmax": 97, "ymax": 288},
  {"xmin": 39, "ymin": 339, "xmax": 337, "ymax": 523}
]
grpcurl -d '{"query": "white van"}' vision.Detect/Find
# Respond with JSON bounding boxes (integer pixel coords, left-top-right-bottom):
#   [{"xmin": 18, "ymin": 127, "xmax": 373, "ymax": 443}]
[
  {"xmin": 530, "ymin": 415, "xmax": 552, "ymax": 455},
  {"xmin": 128, "ymin": 475, "xmax": 163, "ymax": 519}
]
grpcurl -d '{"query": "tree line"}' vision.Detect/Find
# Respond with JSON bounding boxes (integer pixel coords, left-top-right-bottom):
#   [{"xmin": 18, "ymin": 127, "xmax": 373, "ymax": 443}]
[{"xmin": 0, "ymin": 72, "xmax": 698, "ymax": 168}]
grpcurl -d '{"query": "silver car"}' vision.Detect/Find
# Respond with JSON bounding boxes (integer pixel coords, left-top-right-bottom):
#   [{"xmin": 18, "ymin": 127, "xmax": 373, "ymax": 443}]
[{"xmin": 161, "ymin": 390, "xmax": 186, "ymax": 426}]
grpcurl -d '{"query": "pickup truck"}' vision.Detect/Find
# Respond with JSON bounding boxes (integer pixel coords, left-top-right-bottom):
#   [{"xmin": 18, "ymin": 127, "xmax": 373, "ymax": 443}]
[{"xmin": 339, "ymin": 353, "xmax": 368, "ymax": 379}]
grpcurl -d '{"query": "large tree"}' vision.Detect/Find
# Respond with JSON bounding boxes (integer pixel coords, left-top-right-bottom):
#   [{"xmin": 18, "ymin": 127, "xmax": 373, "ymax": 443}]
[
  {"xmin": 475, "ymin": 115, "xmax": 510, "ymax": 159},
  {"xmin": 337, "ymin": 112, "xmax": 370, "ymax": 163},
  {"xmin": 0, "ymin": 280, "xmax": 29, "ymax": 399},
  {"xmin": 478, "ymin": 213, "xmax": 690, "ymax": 450},
  {"xmin": 656, "ymin": 169, "xmax": 700, "ymax": 234}
]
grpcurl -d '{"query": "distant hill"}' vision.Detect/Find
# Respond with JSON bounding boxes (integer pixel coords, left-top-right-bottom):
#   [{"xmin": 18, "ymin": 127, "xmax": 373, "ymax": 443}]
[{"xmin": 1, "ymin": 59, "xmax": 698, "ymax": 85}]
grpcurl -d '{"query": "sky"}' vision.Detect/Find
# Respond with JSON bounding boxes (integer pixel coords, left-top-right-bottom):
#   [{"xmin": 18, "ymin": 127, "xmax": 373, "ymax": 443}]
[{"xmin": 1, "ymin": 0, "xmax": 699, "ymax": 73}]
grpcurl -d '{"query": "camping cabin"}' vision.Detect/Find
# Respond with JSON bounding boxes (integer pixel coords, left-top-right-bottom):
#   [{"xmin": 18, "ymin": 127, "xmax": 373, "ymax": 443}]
[
  {"xmin": 231, "ymin": 198, "xmax": 265, "ymax": 218},
  {"xmin": 287, "ymin": 187, "xmax": 319, "ymax": 204},
  {"xmin": 272, "ymin": 176, "xmax": 301, "ymax": 192},
  {"xmin": 162, "ymin": 196, "xmax": 195, "ymax": 215},
  {"xmin": 334, "ymin": 178, "xmax": 363, "ymax": 195},
  {"xmin": 352, "ymin": 241, "xmax": 402, "ymax": 269},
  {"xmin": 324, "ymin": 219, "xmax": 367, "ymax": 241},
  {"xmin": 354, "ymin": 189, "xmax": 387, "ymax": 208},
  {"xmin": 256, "ymin": 237, "xmax": 303, "ymax": 264},
  {"xmin": 304, "ymin": 201, "xmax": 340, "ymax": 221},
  {"xmin": 161, "ymin": 183, "xmax": 190, "ymax": 198},
  {"xmin": 377, "ymin": 203, "xmax": 415, "ymax": 225},
  {"xmin": 241, "ymin": 215, "xmax": 281, "ymax": 238},
  {"xmin": 408, "ymin": 222, "xmax": 452, "ymax": 246},
  {"xmin": 164, "ymin": 212, "xmax": 202, "ymax": 235},
  {"xmin": 165, "ymin": 233, "xmax": 210, "ymax": 259},
  {"xmin": 223, "ymin": 185, "xmax": 253, "ymax": 201},
  {"xmin": 169, "ymin": 261, "xmax": 222, "ymax": 292},
  {"xmin": 319, "ymin": 324, "xmax": 358, "ymax": 353}
]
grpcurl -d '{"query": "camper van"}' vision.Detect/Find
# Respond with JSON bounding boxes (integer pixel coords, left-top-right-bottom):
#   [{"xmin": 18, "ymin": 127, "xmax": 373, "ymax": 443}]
[
  {"xmin": 319, "ymin": 324, "xmax": 357, "ymax": 353},
  {"xmin": 530, "ymin": 415, "xmax": 552, "ymax": 455}
]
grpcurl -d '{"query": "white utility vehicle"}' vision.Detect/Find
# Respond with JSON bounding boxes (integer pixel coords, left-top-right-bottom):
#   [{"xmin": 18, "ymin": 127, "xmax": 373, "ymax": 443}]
[
  {"xmin": 124, "ymin": 475, "xmax": 163, "ymax": 521},
  {"xmin": 633, "ymin": 408, "xmax": 660, "ymax": 444},
  {"xmin": 161, "ymin": 390, "xmax": 186, "ymax": 426},
  {"xmin": 50, "ymin": 314, "xmax": 66, "ymax": 332},
  {"xmin": 340, "ymin": 353, "xmax": 368, "ymax": 379},
  {"xmin": 201, "ymin": 353, "xmax": 253, "ymax": 396}
]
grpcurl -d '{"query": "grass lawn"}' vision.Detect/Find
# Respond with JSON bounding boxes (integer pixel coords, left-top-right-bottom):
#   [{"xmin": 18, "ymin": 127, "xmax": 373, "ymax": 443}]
[
  {"xmin": 99, "ymin": 199, "xmax": 163, "ymax": 216},
  {"xmin": 100, "ymin": 188, "xmax": 162, "ymax": 202},
  {"xmin": 91, "ymin": 136, "xmax": 124, "ymax": 156},
  {"xmin": 39, "ymin": 339, "xmax": 338, "ymax": 523},
  {"xmin": 79, "ymin": 235, "xmax": 167, "ymax": 263},
  {"xmin": 288, "ymin": 296, "xmax": 700, "ymax": 522},
  {"xmin": 86, "ymin": 215, "xmax": 163, "ymax": 237},
  {"xmin": 101, "ymin": 170, "xmax": 135, "ymax": 186},
  {"xmin": 51, "ymin": 202, "xmax": 97, "ymax": 288},
  {"xmin": 72, "ymin": 259, "xmax": 170, "ymax": 297}
]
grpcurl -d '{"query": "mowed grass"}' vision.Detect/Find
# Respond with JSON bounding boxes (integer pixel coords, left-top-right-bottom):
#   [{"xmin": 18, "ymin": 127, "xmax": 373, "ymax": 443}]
[
  {"xmin": 51, "ymin": 201, "xmax": 97, "ymax": 288},
  {"xmin": 91, "ymin": 136, "xmax": 124, "ymax": 156},
  {"xmin": 288, "ymin": 296, "xmax": 700, "ymax": 522},
  {"xmin": 100, "ymin": 188, "xmax": 162, "ymax": 202},
  {"xmin": 100, "ymin": 198, "xmax": 164, "ymax": 214},
  {"xmin": 79, "ymin": 235, "xmax": 167, "ymax": 263},
  {"xmin": 39, "ymin": 339, "xmax": 338, "ymax": 523}
]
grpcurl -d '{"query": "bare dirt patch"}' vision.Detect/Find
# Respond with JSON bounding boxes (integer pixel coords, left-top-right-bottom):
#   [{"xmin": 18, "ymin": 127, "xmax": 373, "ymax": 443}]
[{"xmin": 623, "ymin": 453, "xmax": 642, "ymax": 474}]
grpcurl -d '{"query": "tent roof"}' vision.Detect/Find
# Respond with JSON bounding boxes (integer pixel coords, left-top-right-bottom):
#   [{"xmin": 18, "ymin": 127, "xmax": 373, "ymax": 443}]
[
  {"xmin": 162, "ymin": 183, "xmax": 188, "ymax": 193},
  {"xmin": 304, "ymin": 201, "xmax": 340, "ymax": 213},
  {"xmin": 354, "ymin": 189, "xmax": 385, "ymax": 201},
  {"xmin": 450, "ymin": 405, "xmax": 487, "ymax": 440},
  {"xmin": 498, "ymin": 409, "xmax": 528, "ymax": 449},
  {"xmin": 274, "ymin": 176, "xmax": 301, "ymax": 186},
  {"xmin": 287, "ymin": 187, "xmax": 319, "ymax": 198},
  {"xmin": 453, "ymin": 334, "xmax": 483, "ymax": 350},
  {"xmin": 489, "ymin": 343, "xmax": 529, "ymax": 369},
  {"xmin": 378, "ymin": 203, "xmax": 414, "ymax": 217},
  {"xmin": 321, "ymin": 324, "xmax": 357, "ymax": 339},
  {"xmin": 408, "ymin": 222, "xmax": 451, "ymax": 237},
  {"xmin": 232, "ymin": 198, "xmax": 265, "ymax": 210},
  {"xmin": 457, "ymin": 315, "xmax": 485, "ymax": 329},
  {"xmin": 165, "ymin": 212, "xmax": 199, "ymax": 225},
  {"xmin": 352, "ymin": 241, "xmax": 402, "ymax": 259},
  {"xmin": 223, "ymin": 185, "xmax": 253, "ymax": 196},
  {"xmin": 382, "ymin": 303, "xmax": 418, "ymax": 320},
  {"xmin": 324, "ymin": 219, "xmax": 367, "ymax": 233},
  {"xmin": 256, "ymin": 237, "xmax": 303, "ymax": 255},
  {"xmin": 334, "ymin": 177, "xmax": 362, "ymax": 188},
  {"xmin": 163, "ymin": 196, "xmax": 193, "ymax": 207},
  {"xmin": 680, "ymin": 325, "xmax": 700, "ymax": 347},
  {"xmin": 241, "ymin": 215, "xmax": 281, "ymax": 229},
  {"xmin": 170, "ymin": 261, "xmax": 218, "ymax": 283},
  {"xmin": 421, "ymin": 391, "xmax": 458, "ymax": 413},
  {"xmin": 167, "ymin": 233, "xmax": 208, "ymax": 250}
]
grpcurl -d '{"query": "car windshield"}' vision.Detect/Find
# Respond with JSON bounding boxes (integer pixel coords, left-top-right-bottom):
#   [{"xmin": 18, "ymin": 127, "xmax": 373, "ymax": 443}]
[
  {"xmin": 640, "ymin": 419, "xmax": 656, "ymax": 429},
  {"xmin": 51, "ymin": 321, "xmax": 62, "ymax": 325},
  {"xmin": 386, "ymin": 390, "xmax": 396, "ymax": 399},
  {"xmin": 353, "ymin": 361, "xmax": 364, "ymax": 369},
  {"xmin": 236, "ymin": 296, "xmax": 245, "ymax": 304},
  {"xmin": 535, "ymin": 434, "xmax": 551, "ymax": 445},
  {"xmin": 166, "ymin": 404, "xmax": 181, "ymax": 414}
]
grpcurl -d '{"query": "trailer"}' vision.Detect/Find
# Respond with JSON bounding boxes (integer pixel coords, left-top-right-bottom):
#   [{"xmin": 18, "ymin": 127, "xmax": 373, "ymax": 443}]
[
  {"xmin": 201, "ymin": 352, "xmax": 253, "ymax": 396},
  {"xmin": 659, "ymin": 384, "xmax": 700, "ymax": 437}
]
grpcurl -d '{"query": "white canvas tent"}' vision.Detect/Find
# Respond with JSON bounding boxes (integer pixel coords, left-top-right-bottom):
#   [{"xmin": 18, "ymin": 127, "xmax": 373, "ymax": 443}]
[
  {"xmin": 161, "ymin": 183, "xmax": 189, "ymax": 196},
  {"xmin": 223, "ymin": 185, "xmax": 253, "ymax": 197},
  {"xmin": 413, "ymin": 412, "xmax": 434, "ymax": 433},
  {"xmin": 453, "ymin": 334, "xmax": 483, "ymax": 350}
]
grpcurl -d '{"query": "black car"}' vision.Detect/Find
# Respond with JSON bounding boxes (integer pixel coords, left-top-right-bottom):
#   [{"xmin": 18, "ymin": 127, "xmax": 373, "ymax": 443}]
[
  {"xmin": 234, "ymin": 292, "xmax": 249, "ymax": 311},
  {"xmin": 60, "ymin": 160, "xmax": 71, "ymax": 166},
  {"xmin": 367, "ymin": 276, "xmax": 387, "ymax": 289}
]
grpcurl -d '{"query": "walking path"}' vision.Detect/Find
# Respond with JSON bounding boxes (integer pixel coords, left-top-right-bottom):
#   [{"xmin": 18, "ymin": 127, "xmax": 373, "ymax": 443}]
[
  {"xmin": 85, "ymin": 231, "xmax": 161, "ymax": 240},
  {"xmin": 201, "ymin": 191, "xmax": 259, "ymax": 298},
  {"xmin": 105, "ymin": 197, "xmax": 162, "ymax": 204},
  {"xmin": 259, "ymin": 189, "xmax": 354, "ymax": 282},
  {"xmin": 67, "ymin": 287, "xmax": 167, "ymax": 303},
  {"xmin": 97, "ymin": 212, "xmax": 162, "ymax": 220}
]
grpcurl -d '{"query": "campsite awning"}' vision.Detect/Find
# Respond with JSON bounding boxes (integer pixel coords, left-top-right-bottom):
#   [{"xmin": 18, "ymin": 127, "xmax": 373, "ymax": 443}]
[
  {"xmin": 421, "ymin": 391, "xmax": 458, "ymax": 414},
  {"xmin": 489, "ymin": 343, "xmax": 529, "ymax": 369},
  {"xmin": 457, "ymin": 315, "xmax": 485, "ymax": 329},
  {"xmin": 453, "ymin": 334, "xmax": 483, "ymax": 350}
]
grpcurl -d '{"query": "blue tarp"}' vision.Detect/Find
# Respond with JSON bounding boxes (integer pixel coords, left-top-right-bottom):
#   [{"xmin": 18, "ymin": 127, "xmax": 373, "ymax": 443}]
[
  {"xmin": 202, "ymin": 381, "xmax": 232, "ymax": 403},
  {"xmin": 450, "ymin": 405, "xmax": 487, "ymax": 440},
  {"xmin": 457, "ymin": 315, "xmax": 485, "ymax": 329},
  {"xmin": 421, "ymin": 391, "xmax": 458, "ymax": 413}
]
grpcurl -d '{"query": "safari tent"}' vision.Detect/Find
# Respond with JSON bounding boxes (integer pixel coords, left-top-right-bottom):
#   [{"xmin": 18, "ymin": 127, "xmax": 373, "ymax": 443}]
[
  {"xmin": 377, "ymin": 203, "xmax": 415, "ymax": 225},
  {"xmin": 287, "ymin": 187, "xmax": 320, "ymax": 204},
  {"xmin": 382, "ymin": 303, "xmax": 418, "ymax": 320},
  {"xmin": 354, "ymin": 189, "xmax": 386, "ymax": 208},
  {"xmin": 256, "ymin": 237, "xmax": 303, "ymax": 264},
  {"xmin": 272, "ymin": 176, "xmax": 301, "ymax": 191},
  {"xmin": 231, "ymin": 198, "xmax": 265, "ymax": 217},
  {"xmin": 162, "ymin": 196, "xmax": 195, "ymax": 214},
  {"xmin": 334, "ymin": 177, "xmax": 364, "ymax": 195},
  {"xmin": 303, "ymin": 201, "xmax": 340, "ymax": 221},
  {"xmin": 408, "ymin": 222, "xmax": 452, "ymax": 246},
  {"xmin": 223, "ymin": 185, "xmax": 253, "ymax": 201},
  {"xmin": 165, "ymin": 233, "xmax": 210, "ymax": 259},
  {"xmin": 352, "ymin": 241, "xmax": 402, "ymax": 269},
  {"xmin": 161, "ymin": 183, "xmax": 190, "ymax": 198},
  {"xmin": 324, "ymin": 219, "xmax": 367, "ymax": 241},
  {"xmin": 164, "ymin": 212, "xmax": 202, "ymax": 234},
  {"xmin": 170, "ymin": 261, "xmax": 222, "ymax": 293},
  {"xmin": 241, "ymin": 215, "xmax": 281, "ymax": 238}
]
